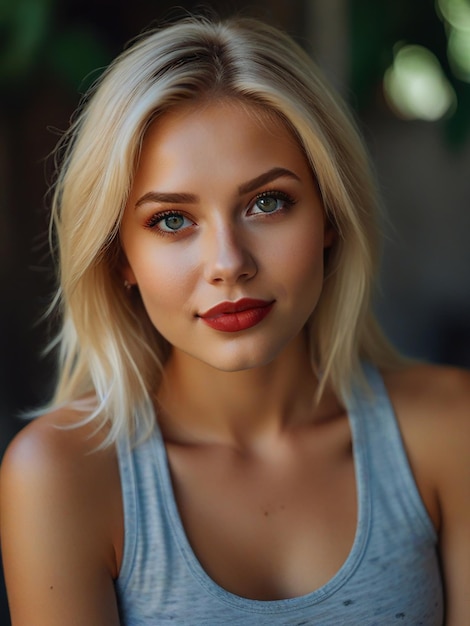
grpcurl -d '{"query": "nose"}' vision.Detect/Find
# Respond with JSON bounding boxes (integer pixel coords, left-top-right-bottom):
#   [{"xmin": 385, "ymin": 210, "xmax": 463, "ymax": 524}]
[{"xmin": 203, "ymin": 223, "xmax": 257, "ymax": 284}]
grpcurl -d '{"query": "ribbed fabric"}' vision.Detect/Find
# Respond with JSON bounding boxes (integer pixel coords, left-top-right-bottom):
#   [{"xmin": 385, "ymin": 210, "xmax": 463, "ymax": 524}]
[{"xmin": 115, "ymin": 363, "xmax": 443, "ymax": 625}]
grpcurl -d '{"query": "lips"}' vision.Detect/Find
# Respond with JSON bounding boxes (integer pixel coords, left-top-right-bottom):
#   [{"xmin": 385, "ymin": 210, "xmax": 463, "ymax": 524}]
[{"xmin": 198, "ymin": 298, "xmax": 274, "ymax": 332}]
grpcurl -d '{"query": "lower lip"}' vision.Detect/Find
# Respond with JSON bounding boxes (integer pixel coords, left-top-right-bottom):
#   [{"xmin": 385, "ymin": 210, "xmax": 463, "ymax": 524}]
[{"xmin": 200, "ymin": 303, "xmax": 274, "ymax": 332}]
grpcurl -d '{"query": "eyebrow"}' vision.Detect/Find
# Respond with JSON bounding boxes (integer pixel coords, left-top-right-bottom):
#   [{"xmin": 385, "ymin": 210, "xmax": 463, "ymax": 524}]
[
  {"xmin": 238, "ymin": 167, "xmax": 301, "ymax": 194},
  {"xmin": 134, "ymin": 166, "xmax": 300, "ymax": 208},
  {"xmin": 135, "ymin": 191, "xmax": 198, "ymax": 208}
]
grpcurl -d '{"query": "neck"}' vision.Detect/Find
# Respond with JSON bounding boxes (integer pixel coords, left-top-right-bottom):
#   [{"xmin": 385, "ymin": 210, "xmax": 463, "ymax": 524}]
[{"xmin": 156, "ymin": 334, "xmax": 336, "ymax": 449}]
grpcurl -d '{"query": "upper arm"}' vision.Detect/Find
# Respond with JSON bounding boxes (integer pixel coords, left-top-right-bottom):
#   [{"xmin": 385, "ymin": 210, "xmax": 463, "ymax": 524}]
[
  {"xmin": 0, "ymin": 416, "xmax": 122, "ymax": 626},
  {"xmin": 432, "ymin": 370, "xmax": 470, "ymax": 624},
  {"xmin": 388, "ymin": 365, "xmax": 470, "ymax": 624}
]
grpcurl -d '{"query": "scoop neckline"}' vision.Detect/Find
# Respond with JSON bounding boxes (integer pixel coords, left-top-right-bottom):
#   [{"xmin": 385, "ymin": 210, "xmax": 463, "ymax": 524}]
[{"xmin": 148, "ymin": 390, "xmax": 372, "ymax": 614}]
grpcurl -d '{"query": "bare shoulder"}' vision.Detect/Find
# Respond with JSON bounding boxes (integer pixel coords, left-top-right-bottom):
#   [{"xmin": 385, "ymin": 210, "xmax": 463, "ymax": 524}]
[
  {"xmin": 3, "ymin": 403, "xmax": 116, "ymax": 455},
  {"xmin": 382, "ymin": 360, "xmax": 470, "ymax": 456},
  {"xmin": 380, "ymin": 362, "xmax": 470, "ymax": 521},
  {"xmin": 382, "ymin": 361, "xmax": 470, "ymax": 442},
  {"xmin": 1, "ymin": 407, "xmax": 120, "ymax": 513},
  {"xmin": 383, "ymin": 363, "xmax": 470, "ymax": 622},
  {"xmin": 1, "ymin": 405, "xmax": 122, "ymax": 546},
  {"xmin": 3, "ymin": 407, "xmax": 97, "ymax": 461},
  {"xmin": 0, "ymin": 408, "xmax": 122, "ymax": 625},
  {"xmin": 383, "ymin": 360, "xmax": 470, "ymax": 409}
]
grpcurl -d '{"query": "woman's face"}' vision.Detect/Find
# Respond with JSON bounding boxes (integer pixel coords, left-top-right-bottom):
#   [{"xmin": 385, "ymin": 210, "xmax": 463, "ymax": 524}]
[{"xmin": 120, "ymin": 99, "xmax": 334, "ymax": 372}]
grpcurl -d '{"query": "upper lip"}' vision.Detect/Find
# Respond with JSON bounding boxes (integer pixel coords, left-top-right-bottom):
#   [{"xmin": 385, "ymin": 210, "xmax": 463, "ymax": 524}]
[{"xmin": 198, "ymin": 298, "xmax": 274, "ymax": 319}]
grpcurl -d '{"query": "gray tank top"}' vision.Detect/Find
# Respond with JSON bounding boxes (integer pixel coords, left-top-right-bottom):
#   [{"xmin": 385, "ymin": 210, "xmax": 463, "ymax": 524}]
[{"xmin": 115, "ymin": 364, "xmax": 444, "ymax": 624}]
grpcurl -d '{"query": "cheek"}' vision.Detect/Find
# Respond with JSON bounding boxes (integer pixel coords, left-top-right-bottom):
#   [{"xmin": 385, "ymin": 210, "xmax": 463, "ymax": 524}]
[
  {"xmin": 287, "ymin": 234, "xmax": 327, "ymax": 314},
  {"xmin": 273, "ymin": 221, "xmax": 326, "ymax": 281},
  {"xmin": 124, "ymin": 241, "xmax": 195, "ymax": 307},
  {"xmin": 136, "ymin": 266, "xmax": 193, "ymax": 335},
  {"xmin": 140, "ymin": 274, "xmax": 182, "ymax": 305}
]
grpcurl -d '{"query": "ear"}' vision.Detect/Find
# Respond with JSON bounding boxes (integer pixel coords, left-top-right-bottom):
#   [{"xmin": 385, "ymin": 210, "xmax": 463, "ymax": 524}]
[
  {"xmin": 118, "ymin": 247, "xmax": 137, "ymax": 286},
  {"xmin": 323, "ymin": 220, "xmax": 337, "ymax": 249},
  {"xmin": 122, "ymin": 265, "xmax": 137, "ymax": 286}
]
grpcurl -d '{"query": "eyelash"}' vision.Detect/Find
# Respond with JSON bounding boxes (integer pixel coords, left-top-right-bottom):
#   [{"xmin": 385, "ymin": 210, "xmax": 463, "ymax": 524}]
[{"xmin": 144, "ymin": 189, "xmax": 297, "ymax": 236}]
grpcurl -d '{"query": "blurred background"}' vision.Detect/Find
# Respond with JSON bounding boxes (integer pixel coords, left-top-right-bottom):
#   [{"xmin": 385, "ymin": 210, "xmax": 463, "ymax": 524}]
[{"xmin": 1, "ymin": 0, "xmax": 469, "ymax": 621}]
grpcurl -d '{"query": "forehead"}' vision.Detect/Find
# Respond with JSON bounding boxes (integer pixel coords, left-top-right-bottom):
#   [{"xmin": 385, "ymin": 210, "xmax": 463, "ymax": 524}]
[
  {"xmin": 135, "ymin": 99, "xmax": 309, "ymax": 182},
  {"xmin": 152, "ymin": 95, "xmax": 292, "ymax": 128}
]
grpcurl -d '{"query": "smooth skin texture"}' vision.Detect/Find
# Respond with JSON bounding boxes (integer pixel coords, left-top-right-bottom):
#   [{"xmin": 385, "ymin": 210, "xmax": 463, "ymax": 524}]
[
  {"xmin": 120, "ymin": 100, "xmax": 334, "ymax": 374},
  {"xmin": 1, "ymin": 100, "xmax": 470, "ymax": 625}
]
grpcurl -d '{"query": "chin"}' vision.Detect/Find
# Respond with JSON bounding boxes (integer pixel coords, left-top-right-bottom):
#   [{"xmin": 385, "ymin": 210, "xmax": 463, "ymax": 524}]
[{"xmin": 195, "ymin": 343, "xmax": 288, "ymax": 373}]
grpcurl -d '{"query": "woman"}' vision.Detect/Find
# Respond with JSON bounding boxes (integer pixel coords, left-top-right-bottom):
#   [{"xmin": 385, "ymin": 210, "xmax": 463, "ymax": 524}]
[{"xmin": 1, "ymin": 16, "xmax": 469, "ymax": 625}]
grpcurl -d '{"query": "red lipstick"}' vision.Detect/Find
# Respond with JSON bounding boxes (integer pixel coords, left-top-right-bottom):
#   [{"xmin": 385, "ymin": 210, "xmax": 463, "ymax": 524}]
[{"xmin": 198, "ymin": 298, "xmax": 274, "ymax": 332}]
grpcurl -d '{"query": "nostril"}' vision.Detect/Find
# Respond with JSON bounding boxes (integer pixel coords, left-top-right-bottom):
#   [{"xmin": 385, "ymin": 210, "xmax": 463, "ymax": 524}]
[{"xmin": 203, "ymin": 237, "xmax": 257, "ymax": 284}]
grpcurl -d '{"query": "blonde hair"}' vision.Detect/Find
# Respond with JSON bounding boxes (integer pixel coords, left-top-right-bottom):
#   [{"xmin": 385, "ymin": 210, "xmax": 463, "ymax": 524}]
[{"xmin": 48, "ymin": 16, "xmax": 402, "ymax": 445}]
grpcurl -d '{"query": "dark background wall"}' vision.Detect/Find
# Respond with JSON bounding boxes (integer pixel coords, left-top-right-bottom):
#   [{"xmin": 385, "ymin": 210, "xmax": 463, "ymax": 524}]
[{"xmin": 1, "ymin": 0, "xmax": 469, "ymax": 622}]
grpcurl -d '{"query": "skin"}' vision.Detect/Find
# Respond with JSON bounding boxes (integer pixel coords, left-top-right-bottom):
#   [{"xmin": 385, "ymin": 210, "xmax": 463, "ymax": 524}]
[
  {"xmin": 1, "ymin": 99, "xmax": 469, "ymax": 625},
  {"xmin": 120, "ymin": 100, "xmax": 334, "ymax": 376}
]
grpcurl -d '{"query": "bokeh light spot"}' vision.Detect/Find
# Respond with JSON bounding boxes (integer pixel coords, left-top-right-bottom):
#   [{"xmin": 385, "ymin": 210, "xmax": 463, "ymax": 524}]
[
  {"xmin": 437, "ymin": 0, "xmax": 470, "ymax": 31},
  {"xmin": 448, "ymin": 28, "xmax": 470, "ymax": 79},
  {"xmin": 383, "ymin": 44, "xmax": 457, "ymax": 120}
]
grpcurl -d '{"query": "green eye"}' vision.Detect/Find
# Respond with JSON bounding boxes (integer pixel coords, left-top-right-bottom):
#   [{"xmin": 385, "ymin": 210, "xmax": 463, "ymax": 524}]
[
  {"xmin": 163, "ymin": 214, "xmax": 185, "ymax": 230},
  {"xmin": 251, "ymin": 191, "xmax": 295, "ymax": 215},
  {"xmin": 145, "ymin": 210, "xmax": 194, "ymax": 234},
  {"xmin": 255, "ymin": 196, "xmax": 281, "ymax": 213}
]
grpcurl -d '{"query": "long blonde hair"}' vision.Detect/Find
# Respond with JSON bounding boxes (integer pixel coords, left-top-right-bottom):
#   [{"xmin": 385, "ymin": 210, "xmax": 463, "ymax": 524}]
[{"xmin": 48, "ymin": 16, "xmax": 402, "ymax": 445}]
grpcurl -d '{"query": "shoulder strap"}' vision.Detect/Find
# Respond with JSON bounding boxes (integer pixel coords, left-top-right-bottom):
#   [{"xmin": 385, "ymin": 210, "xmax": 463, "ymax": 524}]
[{"xmin": 348, "ymin": 362, "xmax": 436, "ymax": 540}]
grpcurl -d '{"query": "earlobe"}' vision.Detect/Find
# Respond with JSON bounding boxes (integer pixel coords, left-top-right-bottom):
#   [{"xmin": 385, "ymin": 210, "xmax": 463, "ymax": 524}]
[
  {"xmin": 119, "ymin": 248, "xmax": 137, "ymax": 286},
  {"xmin": 121, "ymin": 267, "xmax": 137, "ymax": 290},
  {"xmin": 122, "ymin": 266, "xmax": 137, "ymax": 286}
]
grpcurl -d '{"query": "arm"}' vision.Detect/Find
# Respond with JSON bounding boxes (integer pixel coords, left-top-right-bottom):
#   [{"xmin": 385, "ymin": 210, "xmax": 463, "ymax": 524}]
[
  {"xmin": 387, "ymin": 365, "xmax": 470, "ymax": 624},
  {"xmin": 0, "ymin": 414, "xmax": 122, "ymax": 626},
  {"xmin": 432, "ymin": 369, "xmax": 470, "ymax": 624}
]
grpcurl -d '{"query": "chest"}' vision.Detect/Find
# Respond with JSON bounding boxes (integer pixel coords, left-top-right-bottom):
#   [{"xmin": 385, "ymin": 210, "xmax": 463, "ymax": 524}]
[
  {"xmin": 166, "ymin": 431, "xmax": 357, "ymax": 600},
  {"xmin": 115, "ymin": 371, "xmax": 444, "ymax": 624}
]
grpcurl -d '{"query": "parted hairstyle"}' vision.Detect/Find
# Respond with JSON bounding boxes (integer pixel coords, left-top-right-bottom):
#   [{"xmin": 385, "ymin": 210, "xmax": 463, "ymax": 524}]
[{"xmin": 47, "ymin": 15, "xmax": 402, "ymax": 445}]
